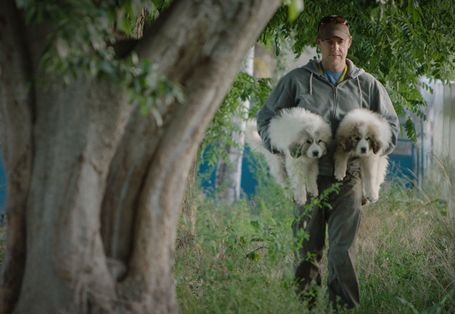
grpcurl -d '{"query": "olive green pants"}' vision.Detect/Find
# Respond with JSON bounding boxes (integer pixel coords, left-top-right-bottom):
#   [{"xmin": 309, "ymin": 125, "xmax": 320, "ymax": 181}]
[{"xmin": 293, "ymin": 173, "xmax": 362, "ymax": 309}]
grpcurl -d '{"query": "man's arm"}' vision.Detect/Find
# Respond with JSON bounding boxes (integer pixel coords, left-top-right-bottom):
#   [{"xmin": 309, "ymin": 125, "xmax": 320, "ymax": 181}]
[
  {"xmin": 370, "ymin": 80, "xmax": 400, "ymax": 155},
  {"xmin": 256, "ymin": 74, "xmax": 296, "ymax": 153}
]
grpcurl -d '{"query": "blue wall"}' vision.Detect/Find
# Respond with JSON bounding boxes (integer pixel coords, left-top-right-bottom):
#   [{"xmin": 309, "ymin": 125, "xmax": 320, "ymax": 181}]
[
  {"xmin": 200, "ymin": 140, "xmax": 418, "ymax": 198},
  {"xmin": 198, "ymin": 147, "xmax": 259, "ymax": 197},
  {"xmin": 387, "ymin": 138, "xmax": 418, "ymax": 186}
]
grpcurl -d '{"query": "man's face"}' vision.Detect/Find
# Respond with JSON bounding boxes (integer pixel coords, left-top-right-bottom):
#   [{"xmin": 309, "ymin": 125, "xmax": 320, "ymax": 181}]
[{"xmin": 317, "ymin": 36, "xmax": 352, "ymax": 68}]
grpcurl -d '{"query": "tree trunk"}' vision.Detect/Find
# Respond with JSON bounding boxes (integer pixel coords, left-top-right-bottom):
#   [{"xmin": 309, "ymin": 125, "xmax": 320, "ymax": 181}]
[
  {"xmin": 216, "ymin": 47, "xmax": 255, "ymax": 203},
  {"xmin": 0, "ymin": 1, "xmax": 33, "ymax": 312},
  {"xmin": 0, "ymin": 0, "xmax": 280, "ymax": 313},
  {"xmin": 178, "ymin": 160, "xmax": 198, "ymax": 248}
]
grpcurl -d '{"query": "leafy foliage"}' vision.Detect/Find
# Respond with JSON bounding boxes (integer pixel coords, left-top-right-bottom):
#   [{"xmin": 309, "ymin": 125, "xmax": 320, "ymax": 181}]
[
  {"xmin": 17, "ymin": 0, "xmax": 455, "ymax": 141},
  {"xmin": 17, "ymin": 0, "xmax": 181, "ymax": 121},
  {"xmin": 199, "ymin": 72, "xmax": 272, "ymax": 174},
  {"xmin": 285, "ymin": 0, "xmax": 305, "ymax": 22},
  {"xmin": 258, "ymin": 0, "xmax": 455, "ymax": 140}
]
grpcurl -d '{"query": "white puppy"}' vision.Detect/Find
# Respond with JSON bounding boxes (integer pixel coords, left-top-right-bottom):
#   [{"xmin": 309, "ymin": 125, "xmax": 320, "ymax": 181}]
[
  {"xmin": 334, "ymin": 108, "xmax": 392, "ymax": 203},
  {"xmin": 245, "ymin": 107, "xmax": 332, "ymax": 205}
]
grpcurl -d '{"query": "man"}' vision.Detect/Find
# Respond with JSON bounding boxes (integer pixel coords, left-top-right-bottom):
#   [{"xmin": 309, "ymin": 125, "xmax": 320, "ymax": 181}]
[{"xmin": 256, "ymin": 15, "xmax": 399, "ymax": 309}]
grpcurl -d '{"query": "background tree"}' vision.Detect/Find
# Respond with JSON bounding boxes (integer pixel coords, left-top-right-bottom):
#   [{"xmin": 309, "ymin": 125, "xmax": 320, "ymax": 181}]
[
  {"xmin": 215, "ymin": 47, "xmax": 255, "ymax": 203},
  {"xmin": 0, "ymin": 0, "xmax": 280, "ymax": 313}
]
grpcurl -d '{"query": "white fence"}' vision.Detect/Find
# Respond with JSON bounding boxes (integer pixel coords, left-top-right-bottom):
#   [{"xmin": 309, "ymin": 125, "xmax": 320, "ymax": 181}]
[{"xmin": 421, "ymin": 79, "xmax": 455, "ymax": 218}]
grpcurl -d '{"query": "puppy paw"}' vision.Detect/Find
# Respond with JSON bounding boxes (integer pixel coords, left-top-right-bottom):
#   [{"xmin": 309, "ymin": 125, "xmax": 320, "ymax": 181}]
[
  {"xmin": 364, "ymin": 192, "xmax": 379, "ymax": 203},
  {"xmin": 294, "ymin": 192, "xmax": 307, "ymax": 206},
  {"xmin": 367, "ymin": 197, "xmax": 378, "ymax": 203},
  {"xmin": 334, "ymin": 169, "xmax": 347, "ymax": 181},
  {"xmin": 307, "ymin": 186, "xmax": 319, "ymax": 197}
]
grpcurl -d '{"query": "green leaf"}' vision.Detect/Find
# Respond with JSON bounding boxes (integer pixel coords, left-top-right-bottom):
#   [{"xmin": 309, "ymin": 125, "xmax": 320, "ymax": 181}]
[
  {"xmin": 404, "ymin": 117, "xmax": 417, "ymax": 142},
  {"xmin": 287, "ymin": 0, "xmax": 304, "ymax": 22}
]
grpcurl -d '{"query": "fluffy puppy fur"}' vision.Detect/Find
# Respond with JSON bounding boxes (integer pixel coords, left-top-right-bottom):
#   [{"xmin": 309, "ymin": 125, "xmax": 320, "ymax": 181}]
[
  {"xmin": 244, "ymin": 121, "xmax": 288, "ymax": 187},
  {"xmin": 245, "ymin": 107, "xmax": 332, "ymax": 205},
  {"xmin": 334, "ymin": 108, "xmax": 392, "ymax": 203}
]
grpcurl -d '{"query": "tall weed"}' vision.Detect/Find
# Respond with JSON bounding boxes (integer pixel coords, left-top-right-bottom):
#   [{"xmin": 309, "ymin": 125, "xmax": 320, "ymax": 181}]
[
  {"xmin": 176, "ymin": 176, "xmax": 454, "ymax": 313},
  {"xmin": 355, "ymin": 183, "xmax": 455, "ymax": 313}
]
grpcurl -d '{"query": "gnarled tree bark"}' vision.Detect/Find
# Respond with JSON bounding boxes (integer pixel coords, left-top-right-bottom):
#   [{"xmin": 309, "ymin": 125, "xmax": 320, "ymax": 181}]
[
  {"xmin": 0, "ymin": 1, "xmax": 33, "ymax": 313},
  {"xmin": 0, "ymin": 0, "xmax": 280, "ymax": 313}
]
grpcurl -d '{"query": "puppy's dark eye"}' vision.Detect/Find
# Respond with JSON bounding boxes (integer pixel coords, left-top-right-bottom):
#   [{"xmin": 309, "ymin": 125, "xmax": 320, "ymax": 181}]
[
  {"xmin": 317, "ymin": 140, "xmax": 323, "ymax": 144},
  {"xmin": 365, "ymin": 137, "xmax": 370, "ymax": 141},
  {"xmin": 355, "ymin": 136, "xmax": 361, "ymax": 141},
  {"xmin": 306, "ymin": 139, "xmax": 313, "ymax": 144}
]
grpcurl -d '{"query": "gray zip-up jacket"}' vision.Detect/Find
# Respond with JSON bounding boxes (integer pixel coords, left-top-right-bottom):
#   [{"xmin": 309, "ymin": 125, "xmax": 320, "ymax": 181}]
[{"xmin": 257, "ymin": 59, "xmax": 400, "ymax": 176}]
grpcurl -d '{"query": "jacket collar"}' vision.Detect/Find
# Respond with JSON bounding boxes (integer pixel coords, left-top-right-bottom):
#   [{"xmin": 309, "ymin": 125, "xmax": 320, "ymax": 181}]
[{"xmin": 302, "ymin": 58, "xmax": 364, "ymax": 79}]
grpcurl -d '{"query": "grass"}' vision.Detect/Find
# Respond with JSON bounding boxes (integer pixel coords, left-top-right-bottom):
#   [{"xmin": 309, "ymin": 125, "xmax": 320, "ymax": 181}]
[
  {"xmin": 175, "ymin": 180, "xmax": 306, "ymax": 313},
  {"xmin": 354, "ymin": 183, "xmax": 455, "ymax": 313},
  {"xmin": 0, "ymin": 176, "xmax": 453, "ymax": 313},
  {"xmin": 175, "ymin": 178, "xmax": 455, "ymax": 313}
]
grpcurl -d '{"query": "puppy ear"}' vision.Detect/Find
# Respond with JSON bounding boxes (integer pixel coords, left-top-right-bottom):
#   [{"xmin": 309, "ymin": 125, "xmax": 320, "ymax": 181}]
[
  {"xmin": 372, "ymin": 138, "xmax": 382, "ymax": 154},
  {"xmin": 338, "ymin": 136, "xmax": 351, "ymax": 151}
]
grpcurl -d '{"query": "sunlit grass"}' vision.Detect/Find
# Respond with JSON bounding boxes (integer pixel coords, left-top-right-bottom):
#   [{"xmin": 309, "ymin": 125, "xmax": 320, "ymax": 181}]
[{"xmin": 175, "ymin": 177, "xmax": 455, "ymax": 313}]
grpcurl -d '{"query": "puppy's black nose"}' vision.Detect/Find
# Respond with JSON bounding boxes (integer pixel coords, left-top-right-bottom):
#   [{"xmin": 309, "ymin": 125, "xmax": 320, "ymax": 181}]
[
  {"xmin": 361, "ymin": 147, "xmax": 367, "ymax": 154},
  {"xmin": 312, "ymin": 151, "xmax": 319, "ymax": 157}
]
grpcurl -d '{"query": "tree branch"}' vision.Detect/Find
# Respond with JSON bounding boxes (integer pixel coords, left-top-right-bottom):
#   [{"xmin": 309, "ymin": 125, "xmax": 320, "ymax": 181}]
[{"xmin": 114, "ymin": 0, "xmax": 280, "ymax": 311}]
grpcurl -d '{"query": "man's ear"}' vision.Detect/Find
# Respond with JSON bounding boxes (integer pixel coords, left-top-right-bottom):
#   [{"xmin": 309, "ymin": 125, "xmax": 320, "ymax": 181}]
[{"xmin": 347, "ymin": 36, "xmax": 352, "ymax": 48}]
